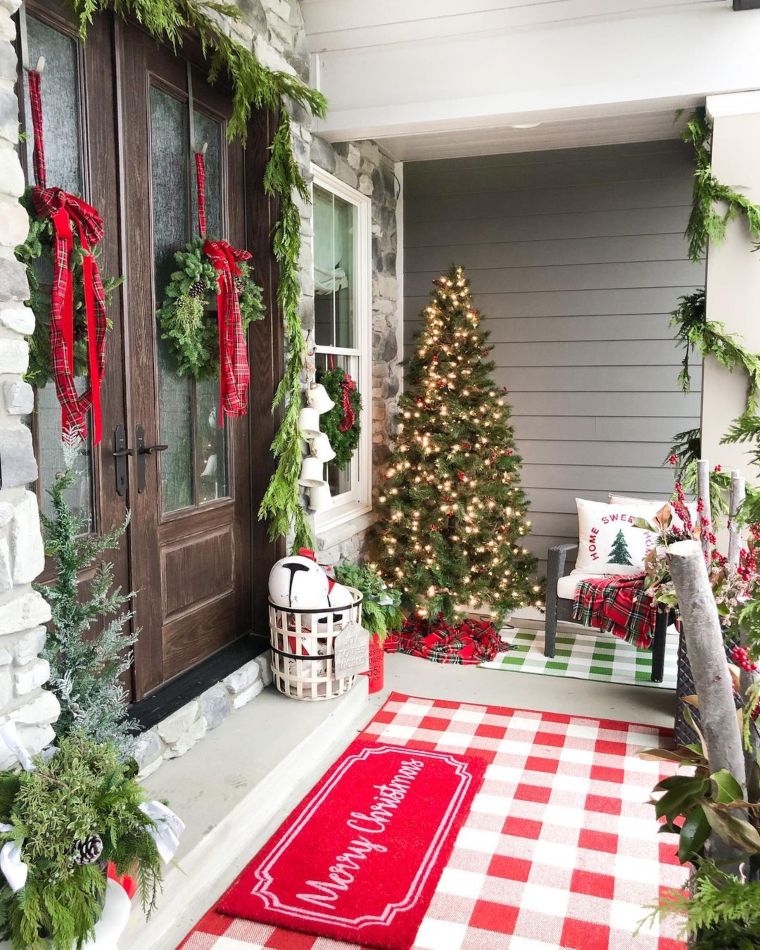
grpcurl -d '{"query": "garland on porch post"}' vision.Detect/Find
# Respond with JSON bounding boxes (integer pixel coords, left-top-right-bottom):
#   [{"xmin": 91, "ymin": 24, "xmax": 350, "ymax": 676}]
[{"xmin": 73, "ymin": 0, "xmax": 326, "ymax": 549}]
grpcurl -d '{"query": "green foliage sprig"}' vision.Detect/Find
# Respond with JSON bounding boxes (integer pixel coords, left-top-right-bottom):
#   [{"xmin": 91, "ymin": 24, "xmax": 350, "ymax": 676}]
[
  {"xmin": 670, "ymin": 288, "xmax": 760, "ymax": 419},
  {"xmin": 333, "ymin": 562, "xmax": 403, "ymax": 642},
  {"xmin": 73, "ymin": 0, "xmax": 327, "ymax": 550},
  {"xmin": 684, "ymin": 111, "xmax": 760, "ymax": 262},
  {"xmin": 0, "ymin": 732, "xmax": 162, "ymax": 950},
  {"xmin": 15, "ymin": 192, "xmax": 122, "ymax": 388},
  {"xmin": 642, "ymin": 862, "xmax": 760, "ymax": 949},
  {"xmin": 36, "ymin": 454, "xmax": 136, "ymax": 757},
  {"xmin": 317, "ymin": 367, "xmax": 362, "ymax": 470},
  {"xmin": 157, "ymin": 237, "xmax": 264, "ymax": 379}
]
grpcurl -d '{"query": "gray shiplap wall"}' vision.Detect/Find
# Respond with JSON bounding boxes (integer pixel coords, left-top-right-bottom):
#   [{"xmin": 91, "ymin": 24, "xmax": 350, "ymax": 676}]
[{"xmin": 403, "ymin": 140, "xmax": 704, "ymax": 575}]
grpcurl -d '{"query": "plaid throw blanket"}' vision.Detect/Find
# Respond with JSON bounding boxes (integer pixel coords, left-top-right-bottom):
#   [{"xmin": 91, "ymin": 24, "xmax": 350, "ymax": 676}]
[
  {"xmin": 385, "ymin": 615, "xmax": 504, "ymax": 665},
  {"xmin": 572, "ymin": 573, "xmax": 658, "ymax": 649}
]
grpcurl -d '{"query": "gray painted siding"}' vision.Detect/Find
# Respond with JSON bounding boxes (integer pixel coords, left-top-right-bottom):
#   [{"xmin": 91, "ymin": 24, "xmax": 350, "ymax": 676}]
[{"xmin": 403, "ymin": 140, "xmax": 704, "ymax": 574}]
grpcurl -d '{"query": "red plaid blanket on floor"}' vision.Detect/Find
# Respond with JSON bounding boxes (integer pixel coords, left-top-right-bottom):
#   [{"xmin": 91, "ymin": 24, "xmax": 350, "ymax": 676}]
[
  {"xmin": 181, "ymin": 692, "xmax": 686, "ymax": 949},
  {"xmin": 384, "ymin": 616, "xmax": 504, "ymax": 665},
  {"xmin": 572, "ymin": 573, "xmax": 659, "ymax": 649}
]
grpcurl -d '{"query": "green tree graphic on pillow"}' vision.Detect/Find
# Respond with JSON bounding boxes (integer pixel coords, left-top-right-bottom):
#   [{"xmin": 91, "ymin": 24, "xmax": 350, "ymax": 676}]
[{"xmin": 608, "ymin": 528, "xmax": 634, "ymax": 566}]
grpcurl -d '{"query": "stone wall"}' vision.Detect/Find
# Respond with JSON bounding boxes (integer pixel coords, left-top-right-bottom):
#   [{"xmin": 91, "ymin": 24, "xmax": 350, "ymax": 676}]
[{"xmin": 0, "ymin": 0, "xmax": 60, "ymax": 765}]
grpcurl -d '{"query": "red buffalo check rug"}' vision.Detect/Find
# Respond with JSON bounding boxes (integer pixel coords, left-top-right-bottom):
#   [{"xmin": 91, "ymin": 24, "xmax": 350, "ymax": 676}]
[{"xmin": 181, "ymin": 692, "xmax": 687, "ymax": 950}]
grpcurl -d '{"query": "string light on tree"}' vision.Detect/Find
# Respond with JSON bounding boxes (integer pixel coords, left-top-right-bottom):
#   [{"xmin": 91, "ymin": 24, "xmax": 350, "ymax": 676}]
[{"xmin": 376, "ymin": 264, "xmax": 541, "ymax": 622}]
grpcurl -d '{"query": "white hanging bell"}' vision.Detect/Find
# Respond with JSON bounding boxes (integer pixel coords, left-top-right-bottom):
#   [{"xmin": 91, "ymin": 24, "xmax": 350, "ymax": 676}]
[
  {"xmin": 201, "ymin": 453, "xmax": 217, "ymax": 478},
  {"xmin": 311, "ymin": 432, "xmax": 336, "ymax": 463},
  {"xmin": 299, "ymin": 406, "xmax": 322, "ymax": 440},
  {"xmin": 299, "ymin": 456, "xmax": 325, "ymax": 488},
  {"xmin": 307, "ymin": 383, "xmax": 335, "ymax": 415},
  {"xmin": 308, "ymin": 482, "xmax": 333, "ymax": 512}
]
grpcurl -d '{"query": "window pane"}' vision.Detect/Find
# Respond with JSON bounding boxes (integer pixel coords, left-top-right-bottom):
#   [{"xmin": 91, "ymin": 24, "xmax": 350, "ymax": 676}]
[
  {"xmin": 191, "ymin": 110, "xmax": 223, "ymax": 238},
  {"xmin": 196, "ymin": 377, "xmax": 228, "ymax": 503},
  {"xmin": 24, "ymin": 18, "xmax": 82, "ymax": 194},
  {"xmin": 313, "ymin": 187, "xmax": 335, "ymax": 347},
  {"xmin": 150, "ymin": 86, "xmax": 194, "ymax": 513},
  {"xmin": 333, "ymin": 194, "xmax": 356, "ymax": 349},
  {"xmin": 35, "ymin": 384, "xmax": 93, "ymax": 527},
  {"xmin": 316, "ymin": 352, "xmax": 355, "ymax": 498}
]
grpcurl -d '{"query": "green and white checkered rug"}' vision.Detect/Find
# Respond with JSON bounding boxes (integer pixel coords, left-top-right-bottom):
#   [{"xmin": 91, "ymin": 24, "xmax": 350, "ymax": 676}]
[{"xmin": 480, "ymin": 627, "xmax": 677, "ymax": 690}]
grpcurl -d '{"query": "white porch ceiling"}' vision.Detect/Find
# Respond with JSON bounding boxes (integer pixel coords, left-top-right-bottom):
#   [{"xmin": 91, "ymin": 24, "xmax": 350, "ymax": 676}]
[{"xmin": 300, "ymin": 0, "xmax": 760, "ymax": 161}]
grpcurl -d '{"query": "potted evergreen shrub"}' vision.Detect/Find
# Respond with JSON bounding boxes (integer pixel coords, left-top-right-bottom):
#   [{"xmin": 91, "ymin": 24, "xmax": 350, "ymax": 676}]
[
  {"xmin": 0, "ymin": 730, "xmax": 178, "ymax": 949},
  {"xmin": 334, "ymin": 562, "xmax": 403, "ymax": 693}
]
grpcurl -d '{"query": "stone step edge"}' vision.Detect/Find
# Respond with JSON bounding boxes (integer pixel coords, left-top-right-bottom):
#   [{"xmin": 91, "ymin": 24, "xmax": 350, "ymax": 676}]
[{"xmin": 127, "ymin": 676, "xmax": 370, "ymax": 950}]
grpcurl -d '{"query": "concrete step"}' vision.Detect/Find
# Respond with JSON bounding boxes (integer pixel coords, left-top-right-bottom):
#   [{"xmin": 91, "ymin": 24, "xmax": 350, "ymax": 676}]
[{"xmin": 122, "ymin": 678, "xmax": 370, "ymax": 950}]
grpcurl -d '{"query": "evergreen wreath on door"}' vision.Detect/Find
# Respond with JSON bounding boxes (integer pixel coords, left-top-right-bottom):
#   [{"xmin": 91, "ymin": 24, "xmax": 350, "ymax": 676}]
[
  {"xmin": 157, "ymin": 148, "xmax": 265, "ymax": 421},
  {"xmin": 15, "ymin": 66, "xmax": 121, "ymax": 444}
]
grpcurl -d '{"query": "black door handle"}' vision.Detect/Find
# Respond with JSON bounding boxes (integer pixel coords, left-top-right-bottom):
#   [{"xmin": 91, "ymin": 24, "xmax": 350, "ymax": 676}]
[
  {"xmin": 135, "ymin": 425, "xmax": 169, "ymax": 494},
  {"xmin": 112, "ymin": 425, "xmax": 133, "ymax": 497}
]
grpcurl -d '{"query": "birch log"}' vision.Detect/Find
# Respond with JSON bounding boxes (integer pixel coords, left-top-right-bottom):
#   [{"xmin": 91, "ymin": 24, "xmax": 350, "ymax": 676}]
[
  {"xmin": 668, "ymin": 540, "xmax": 746, "ymax": 789},
  {"xmin": 697, "ymin": 459, "xmax": 712, "ymax": 562},
  {"xmin": 728, "ymin": 469, "xmax": 746, "ymax": 571}
]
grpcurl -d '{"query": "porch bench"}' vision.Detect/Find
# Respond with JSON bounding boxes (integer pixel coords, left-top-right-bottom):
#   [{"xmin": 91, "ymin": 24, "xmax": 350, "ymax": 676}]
[{"xmin": 545, "ymin": 542, "xmax": 668, "ymax": 683}]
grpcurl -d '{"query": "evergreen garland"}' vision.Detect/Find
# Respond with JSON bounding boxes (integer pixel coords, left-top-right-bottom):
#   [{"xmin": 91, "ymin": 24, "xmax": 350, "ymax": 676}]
[
  {"xmin": 333, "ymin": 562, "xmax": 402, "ymax": 642},
  {"xmin": 670, "ymin": 288, "xmax": 760, "ymax": 418},
  {"xmin": 36, "ymin": 452, "xmax": 137, "ymax": 758},
  {"xmin": 684, "ymin": 110, "xmax": 760, "ymax": 262},
  {"xmin": 73, "ymin": 0, "xmax": 327, "ymax": 550},
  {"xmin": 0, "ymin": 732, "xmax": 162, "ymax": 950},
  {"xmin": 14, "ymin": 191, "xmax": 122, "ymax": 388},
  {"xmin": 317, "ymin": 366, "xmax": 362, "ymax": 469},
  {"xmin": 157, "ymin": 237, "xmax": 265, "ymax": 379}
]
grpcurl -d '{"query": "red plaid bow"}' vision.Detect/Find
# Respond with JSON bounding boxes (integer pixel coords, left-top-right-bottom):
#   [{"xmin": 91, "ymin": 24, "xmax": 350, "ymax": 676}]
[
  {"xmin": 203, "ymin": 239, "xmax": 252, "ymax": 424},
  {"xmin": 31, "ymin": 186, "xmax": 107, "ymax": 444},
  {"xmin": 338, "ymin": 372, "xmax": 357, "ymax": 433}
]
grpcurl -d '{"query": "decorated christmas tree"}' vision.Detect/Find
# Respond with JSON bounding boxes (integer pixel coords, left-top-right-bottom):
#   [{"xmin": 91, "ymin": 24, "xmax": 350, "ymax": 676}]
[
  {"xmin": 608, "ymin": 528, "xmax": 633, "ymax": 566},
  {"xmin": 377, "ymin": 264, "xmax": 540, "ymax": 622}
]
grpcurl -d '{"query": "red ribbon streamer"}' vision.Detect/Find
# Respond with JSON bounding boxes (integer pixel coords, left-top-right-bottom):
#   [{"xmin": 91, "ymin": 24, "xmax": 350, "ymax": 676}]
[
  {"xmin": 195, "ymin": 151, "xmax": 252, "ymax": 424},
  {"xmin": 27, "ymin": 70, "xmax": 106, "ymax": 444},
  {"xmin": 339, "ymin": 372, "xmax": 357, "ymax": 433}
]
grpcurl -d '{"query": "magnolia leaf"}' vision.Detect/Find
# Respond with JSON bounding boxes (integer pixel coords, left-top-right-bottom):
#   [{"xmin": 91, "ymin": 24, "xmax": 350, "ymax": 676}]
[
  {"xmin": 703, "ymin": 803, "xmax": 760, "ymax": 853},
  {"xmin": 654, "ymin": 504, "xmax": 672, "ymax": 529},
  {"xmin": 683, "ymin": 694, "xmax": 700, "ymax": 708},
  {"xmin": 678, "ymin": 805, "xmax": 711, "ymax": 863},
  {"xmin": 654, "ymin": 778, "xmax": 710, "ymax": 822},
  {"xmin": 711, "ymin": 769, "xmax": 745, "ymax": 805},
  {"xmin": 633, "ymin": 517, "xmax": 653, "ymax": 531}
]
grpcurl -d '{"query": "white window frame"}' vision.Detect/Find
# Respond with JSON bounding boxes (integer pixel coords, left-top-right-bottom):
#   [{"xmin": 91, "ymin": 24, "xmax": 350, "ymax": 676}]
[{"xmin": 311, "ymin": 164, "xmax": 373, "ymax": 532}]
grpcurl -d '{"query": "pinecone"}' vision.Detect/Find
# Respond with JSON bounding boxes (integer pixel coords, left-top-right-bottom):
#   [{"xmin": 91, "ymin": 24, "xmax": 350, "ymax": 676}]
[
  {"xmin": 234, "ymin": 274, "xmax": 245, "ymax": 294},
  {"xmin": 188, "ymin": 280, "xmax": 205, "ymax": 299},
  {"xmin": 72, "ymin": 833, "xmax": 103, "ymax": 865}
]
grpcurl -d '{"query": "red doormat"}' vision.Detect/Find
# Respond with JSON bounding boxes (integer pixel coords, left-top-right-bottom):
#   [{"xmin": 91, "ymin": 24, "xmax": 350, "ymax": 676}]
[
  {"xmin": 216, "ymin": 739, "xmax": 485, "ymax": 949},
  {"xmin": 182, "ymin": 693, "xmax": 687, "ymax": 949}
]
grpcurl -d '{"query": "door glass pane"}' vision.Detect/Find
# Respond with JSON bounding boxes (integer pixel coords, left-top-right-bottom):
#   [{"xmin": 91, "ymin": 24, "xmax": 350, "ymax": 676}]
[
  {"xmin": 196, "ymin": 377, "xmax": 228, "ymax": 502},
  {"xmin": 23, "ymin": 18, "xmax": 93, "ymax": 527},
  {"xmin": 333, "ymin": 195, "xmax": 356, "ymax": 349},
  {"xmin": 150, "ymin": 86, "xmax": 193, "ymax": 513}
]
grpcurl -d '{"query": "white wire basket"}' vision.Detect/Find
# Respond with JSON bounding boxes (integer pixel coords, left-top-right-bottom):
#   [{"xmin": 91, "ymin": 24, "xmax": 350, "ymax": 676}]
[{"xmin": 268, "ymin": 587, "xmax": 363, "ymax": 701}]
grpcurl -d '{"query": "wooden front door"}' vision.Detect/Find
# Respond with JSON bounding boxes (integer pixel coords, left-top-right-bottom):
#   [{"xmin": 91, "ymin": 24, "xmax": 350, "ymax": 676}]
[{"xmin": 19, "ymin": 6, "xmax": 281, "ymax": 702}]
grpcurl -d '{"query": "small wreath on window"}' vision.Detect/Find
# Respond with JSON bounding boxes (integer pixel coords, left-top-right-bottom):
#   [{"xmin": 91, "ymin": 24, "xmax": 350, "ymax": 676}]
[
  {"xmin": 317, "ymin": 365, "xmax": 362, "ymax": 469},
  {"xmin": 15, "ymin": 191, "xmax": 122, "ymax": 389},
  {"xmin": 157, "ymin": 237, "xmax": 265, "ymax": 380}
]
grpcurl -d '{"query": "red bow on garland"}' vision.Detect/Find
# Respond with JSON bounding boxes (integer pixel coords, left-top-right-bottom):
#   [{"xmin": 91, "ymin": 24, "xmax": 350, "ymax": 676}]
[{"xmin": 28, "ymin": 70, "xmax": 107, "ymax": 444}]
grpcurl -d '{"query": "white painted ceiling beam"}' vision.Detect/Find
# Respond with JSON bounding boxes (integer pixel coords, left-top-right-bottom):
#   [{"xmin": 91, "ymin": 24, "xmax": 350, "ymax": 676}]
[{"xmin": 303, "ymin": 3, "xmax": 760, "ymax": 159}]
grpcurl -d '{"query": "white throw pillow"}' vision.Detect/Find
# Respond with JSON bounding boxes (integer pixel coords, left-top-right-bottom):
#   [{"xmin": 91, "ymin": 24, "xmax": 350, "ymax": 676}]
[{"xmin": 575, "ymin": 498, "xmax": 657, "ymax": 575}]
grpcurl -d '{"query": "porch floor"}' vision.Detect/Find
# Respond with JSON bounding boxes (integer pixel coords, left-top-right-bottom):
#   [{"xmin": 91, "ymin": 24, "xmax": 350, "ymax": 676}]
[{"xmin": 126, "ymin": 641, "xmax": 674, "ymax": 950}]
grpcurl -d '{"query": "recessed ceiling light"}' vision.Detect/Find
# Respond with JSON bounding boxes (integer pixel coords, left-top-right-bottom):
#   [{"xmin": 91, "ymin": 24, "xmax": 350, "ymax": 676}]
[{"xmin": 511, "ymin": 122, "xmax": 541, "ymax": 129}]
